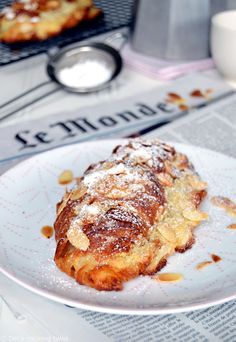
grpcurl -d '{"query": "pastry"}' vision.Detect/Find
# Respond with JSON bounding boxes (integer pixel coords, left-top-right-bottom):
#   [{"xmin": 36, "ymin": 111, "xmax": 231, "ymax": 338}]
[
  {"xmin": 0, "ymin": 0, "xmax": 101, "ymax": 43},
  {"xmin": 54, "ymin": 139, "xmax": 208, "ymax": 291}
]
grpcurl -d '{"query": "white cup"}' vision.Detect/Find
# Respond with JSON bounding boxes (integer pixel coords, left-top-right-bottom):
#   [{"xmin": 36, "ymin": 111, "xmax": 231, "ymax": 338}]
[{"xmin": 211, "ymin": 11, "xmax": 236, "ymax": 86}]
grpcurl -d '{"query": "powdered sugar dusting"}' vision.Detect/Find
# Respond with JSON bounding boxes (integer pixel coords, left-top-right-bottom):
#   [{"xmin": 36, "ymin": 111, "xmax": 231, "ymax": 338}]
[
  {"xmin": 1, "ymin": 7, "xmax": 16, "ymax": 20},
  {"xmin": 64, "ymin": 139, "xmax": 176, "ymax": 254}
]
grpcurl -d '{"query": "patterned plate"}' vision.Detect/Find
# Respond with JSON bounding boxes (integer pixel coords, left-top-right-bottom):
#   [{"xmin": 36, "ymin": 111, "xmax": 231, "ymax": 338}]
[{"xmin": 0, "ymin": 139, "xmax": 236, "ymax": 315}]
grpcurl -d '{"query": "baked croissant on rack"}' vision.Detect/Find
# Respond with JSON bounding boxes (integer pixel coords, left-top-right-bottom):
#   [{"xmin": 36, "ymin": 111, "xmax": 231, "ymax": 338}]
[
  {"xmin": 54, "ymin": 139, "xmax": 207, "ymax": 291},
  {"xmin": 0, "ymin": 0, "xmax": 101, "ymax": 43}
]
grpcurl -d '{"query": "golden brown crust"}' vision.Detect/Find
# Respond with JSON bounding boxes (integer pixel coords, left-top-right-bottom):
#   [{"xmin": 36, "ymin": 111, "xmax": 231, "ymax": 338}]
[
  {"xmin": 0, "ymin": 0, "xmax": 102, "ymax": 43},
  {"xmin": 54, "ymin": 139, "xmax": 208, "ymax": 291},
  {"xmin": 175, "ymin": 236, "xmax": 195, "ymax": 253}
]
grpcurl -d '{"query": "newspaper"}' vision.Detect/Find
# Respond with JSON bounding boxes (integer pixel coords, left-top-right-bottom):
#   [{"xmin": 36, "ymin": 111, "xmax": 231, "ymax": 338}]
[
  {"xmin": 1, "ymin": 73, "xmax": 236, "ymax": 341},
  {"xmin": 0, "ymin": 73, "xmax": 232, "ymax": 174},
  {"xmin": 145, "ymin": 93, "xmax": 236, "ymax": 159}
]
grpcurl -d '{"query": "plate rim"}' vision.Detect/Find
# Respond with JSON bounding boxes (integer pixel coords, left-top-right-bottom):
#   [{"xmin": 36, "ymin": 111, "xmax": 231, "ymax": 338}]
[{"xmin": 1, "ymin": 139, "xmax": 236, "ymax": 315}]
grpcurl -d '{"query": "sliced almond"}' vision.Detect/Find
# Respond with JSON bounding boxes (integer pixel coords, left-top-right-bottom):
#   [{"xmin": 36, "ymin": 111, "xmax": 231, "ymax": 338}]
[
  {"xmin": 179, "ymin": 104, "xmax": 189, "ymax": 111},
  {"xmin": 41, "ymin": 225, "xmax": 54, "ymax": 239},
  {"xmin": 189, "ymin": 176, "xmax": 207, "ymax": 191},
  {"xmin": 40, "ymin": 0, "xmax": 60, "ymax": 10},
  {"xmin": 157, "ymin": 224, "xmax": 177, "ymax": 243},
  {"xmin": 176, "ymin": 153, "xmax": 189, "ymax": 169},
  {"xmin": 154, "ymin": 273, "xmax": 183, "ymax": 283},
  {"xmin": 67, "ymin": 228, "xmax": 90, "ymax": 251},
  {"xmin": 190, "ymin": 89, "xmax": 204, "ymax": 97},
  {"xmin": 211, "ymin": 254, "xmax": 221, "ymax": 263},
  {"xmin": 107, "ymin": 187, "xmax": 129, "ymax": 199},
  {"xmin": 182, "ymin": 208, "xmax": 208, "ymax": 221},
  {"xmin": 167, "ymin": 92, "xmax": 182, "ymax": 100},
  {"xmin": 165, "ymin": 161, "xmax": 179, "ymax": 179},
  {"xmin": 196, "ymin": 261, "xmax": 212, "ymax": 270},
  {"xmin": 157, "ymin": 172, "xmax": 173, "ymax": 187},
  {"xmin": 58, "ymin": 170, "xmax": 74, "ymax": 185},
  {"xmin": 226, "ymin": 209, "xmax": 236, "ymax": 218},
  {"xmin": 167, "ymin": 93, "xmax": 186, "ymax": 106},
  {"xmin": 46, "ymin": 0, "xmax": 60, "ymax": 10},
  {"xmin": 56, "ymin": 191, "xmax": 71, "ymax": 215},
  {"xmin": 70, "ymin": 186, "xmax": 87, "ymax": 201},
  {"xmin": 102, "ymin": 162, "xmax": 114, "ymax": 170},
  {"xmin": 211, "ymin": 196, "xmax": 236, "ymax": 217},
  {"xmin": 227, "ymin": 223, "xmax": 236, "ymax": 230}
]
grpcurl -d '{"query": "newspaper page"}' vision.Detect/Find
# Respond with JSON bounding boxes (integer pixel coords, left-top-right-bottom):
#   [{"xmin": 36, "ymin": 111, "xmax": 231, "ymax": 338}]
[
  {"xmin": 0, "ymin": 74, "xmax": 236, "ymax": 342},
  {"xmin": 0, "ymin": 73, "xmax": 232, "ymax": 174}
]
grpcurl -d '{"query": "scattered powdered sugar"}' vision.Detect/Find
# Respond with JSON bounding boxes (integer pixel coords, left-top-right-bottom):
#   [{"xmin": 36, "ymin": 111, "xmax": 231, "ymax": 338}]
[
  {"xmin": 1, "ymin": 1, "xmax": 39, "ymax": 20},
  {"xmin": 17, "ymin": 15, "xmax": 27, "ymax": 22},
  {"xmin": 106, "ymin": 163, "xmax": 125, "ymax": 175},
  {"xmin": 58, "ymin": 60, "xmax": 112, "ymax": 89},
  {"xmin": 71, "ymin": 203, "xmax": 101, "ymax": 226},
  {"xmin": 24, "ymin": 2, "xmax": 38, "ymax": 10},
  {"xmin": 69, "ymin": 218, "xmax": 82, "ymax": 233},
  {"xmin": 86, "ymin": 204, "xmax": 100, "ymax": 215},
  {"xmin": 107, "ymin": 207, "xmax": 141, "ymax": 226},
  {"xmin": 1, "ymin": 7, "xmax": 16, "ymax": 20},
  {"xmin": 113, "ymin": 138, "xmax": 175, "ymax": 171},
  {"xmin": 83, "ymin": 163, "xmax": 137, "ymax": 188},
  {"xmin": 30, "ymin": 16, "xmax": 40, "ymax": 23},
  {"xmin": 129, "ymin": 149, "xmax": 152, "ymax": 163},
  {"xmin": 83, "ymin": 170, "xmax": 105, "ymax": 188}
]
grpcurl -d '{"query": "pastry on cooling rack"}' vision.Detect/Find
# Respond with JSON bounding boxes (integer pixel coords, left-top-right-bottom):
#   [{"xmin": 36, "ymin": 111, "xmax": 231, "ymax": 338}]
[
  {"xmin": 54, "ymin": 139, "xmax": 208, "ymax": 291},
  {"xmin": 0, "ymin": 0, "xmax": 101, "ymax": 43}
]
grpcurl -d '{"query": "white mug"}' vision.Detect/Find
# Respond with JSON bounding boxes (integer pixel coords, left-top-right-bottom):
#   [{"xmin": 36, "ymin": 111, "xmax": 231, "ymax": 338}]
[{"xmin": 211, "ymin": 11, "xmax": 236, "ymax": 86}]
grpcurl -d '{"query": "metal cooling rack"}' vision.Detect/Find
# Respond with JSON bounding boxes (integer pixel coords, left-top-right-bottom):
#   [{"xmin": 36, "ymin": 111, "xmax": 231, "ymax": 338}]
[{"xmin": 0, "ymin": 0, "xmax": 134, "ymax": 66}]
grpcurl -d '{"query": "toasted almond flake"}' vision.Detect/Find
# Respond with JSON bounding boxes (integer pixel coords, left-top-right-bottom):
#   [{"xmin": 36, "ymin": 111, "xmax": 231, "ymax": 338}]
[
  {"xmin": 41, "ymin": 225, "xmax": 54, "ymax": 239},
  {"xmin": 182, "ymin": 208, "xmax": 208, "ymax": 221},
  {"xmin": 176, "ymin": 153, "xmax": 189, "ymax": 169},
  {"xmin": 211, "ymin": 196, "xmax": 236, "ymax": 210},
  {"xmin": 227, "ymin": 223, "xmax": 236, "ymax": 229},
  {"xmin": 211, "ymin": 254, "xmax": 221, "ymax": 263},
  {"xmin": 226, "ymin": 209, "xmax": 236, "ymax": 218},
  {"xmin": 190, "ymin": 89, "xmax": 204, "ymax": 97},
  {"xmin": 107, "ymin": 164, "xmax": 126, "ymax": 175},
  {"xmin": 179, "ymin": 104, "xmax": 189, "ymax": 111},
  {"xmin": 157, "ymin": 172, "xmax": 173, "ymax": 187},
  {"xmin": 70, "ymin": 186, "xmax": 87, "ymax": 200},
  {"xmin": 196, "ymin": 261, "xmax": 212, "ymax": 270},
  {"xmin": 157, "ymin": 224, "xmax": 177, "ymax": 243},
  {"xmin": 102, "ymin": 162, "xmax": 114, "ymax": 170},
  {"xmin": 211, "ymin": 196, "xmax": 236, "ymax": 217},
  {"xmin": 58, "ymin": 170, "xmax": 74, "ymax": 185},
  {"xmin": 154, "ymin": 273, "xmax": 183, "ymax": 283},
  {"xmin": 166, "ymin": 93, "xmax": 186, "ymax": 106},
  {"xmin": 167, "ymin": 92, "xmax": 182, "ymax": 100},
  {"xmin": 189, "ymin": 177, "xmax": 208, "ymax": 191},
  {"xmin": 174, "ymin": 99, "xmax": 186, "ymax": 106},
  {"xmin": 164, "ymin": 161, "xmax": 179, "ymax": 178},
  {"xmin": 67, "ymin": 228, "xmax": 90, "ymax": 251}
]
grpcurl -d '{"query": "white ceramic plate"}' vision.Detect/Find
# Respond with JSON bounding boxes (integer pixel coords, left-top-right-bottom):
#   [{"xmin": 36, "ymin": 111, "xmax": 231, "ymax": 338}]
[{"xmin": 0, "ymin": 140, "xmax": 236, "ymax": 315}]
